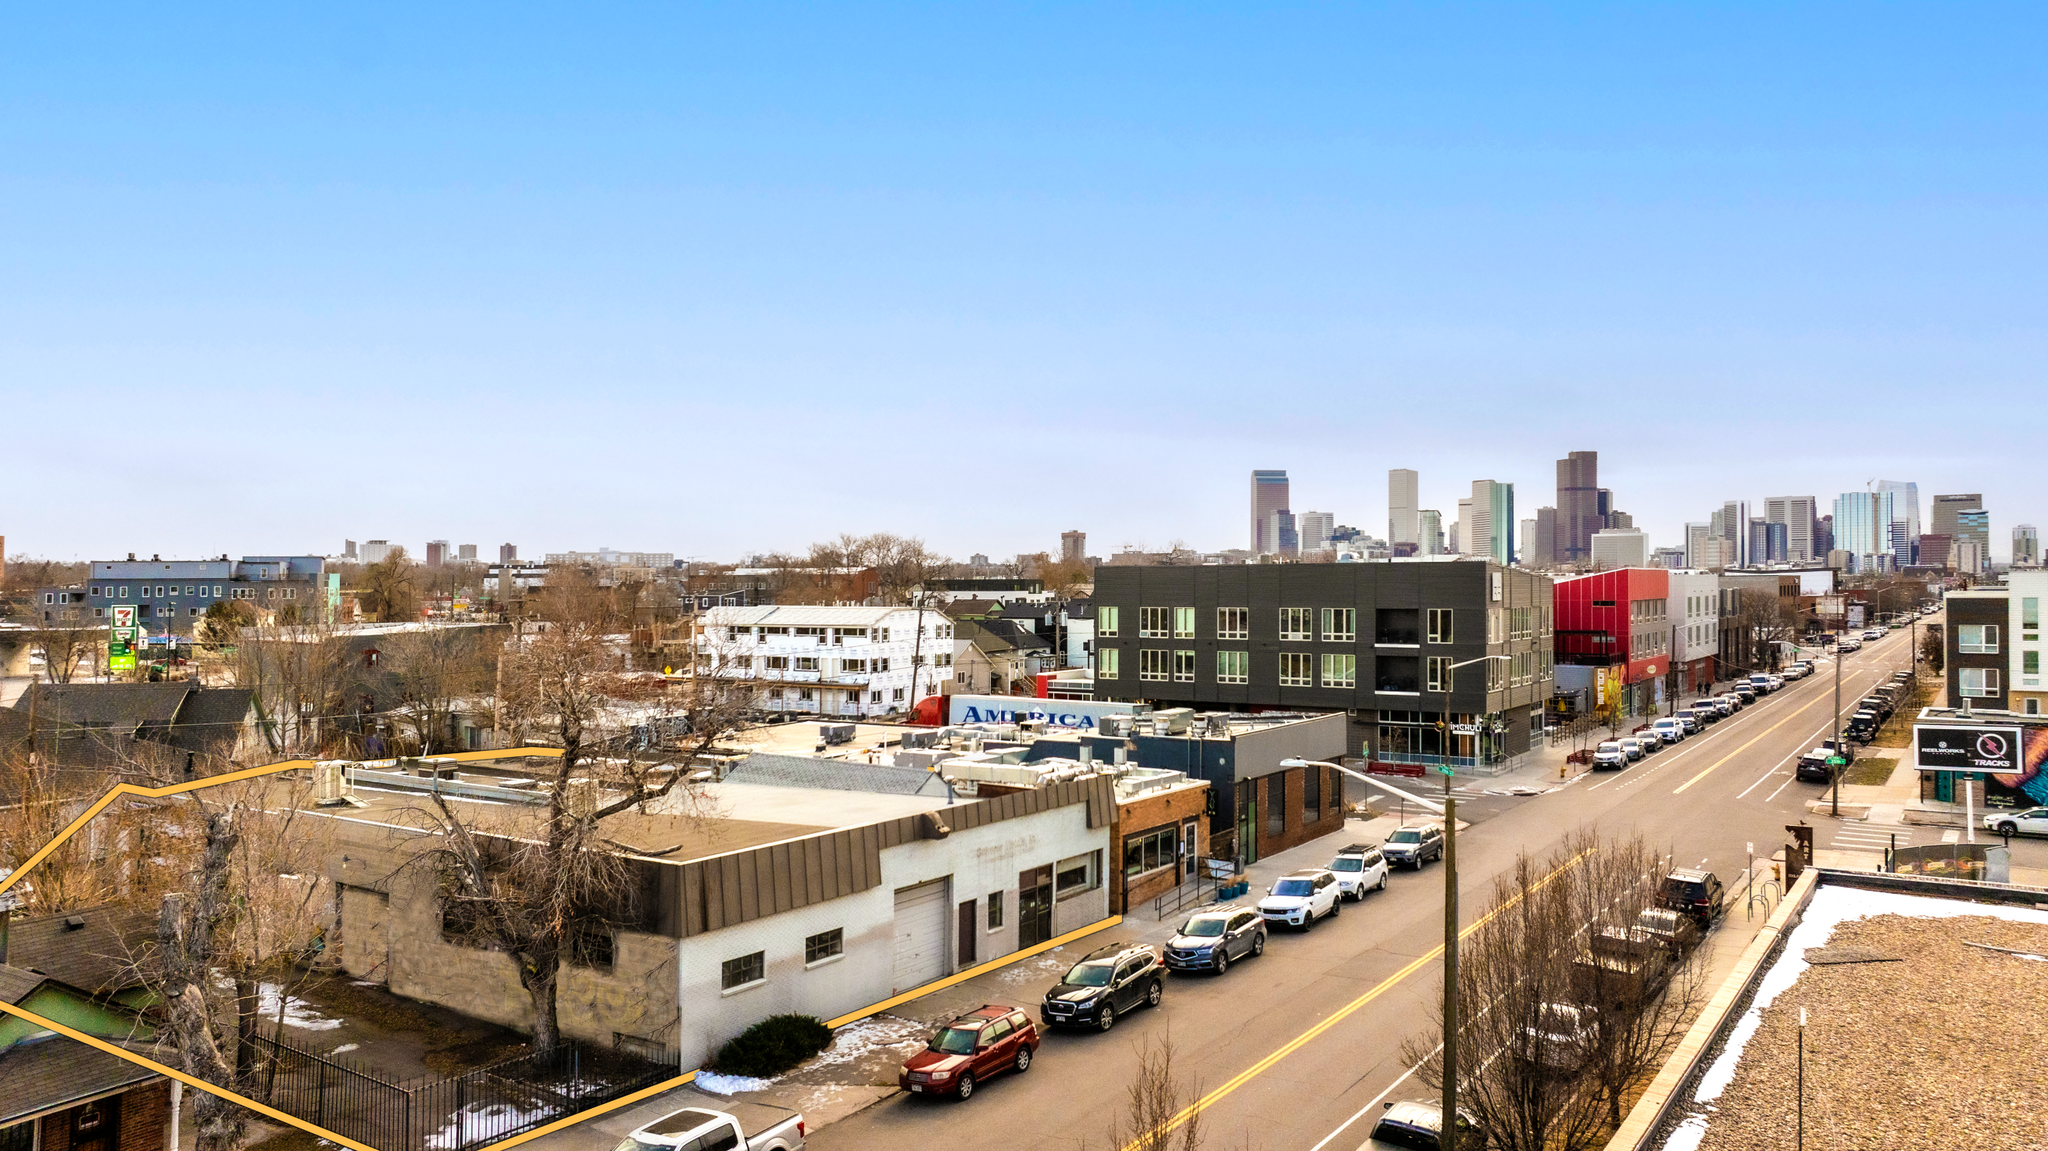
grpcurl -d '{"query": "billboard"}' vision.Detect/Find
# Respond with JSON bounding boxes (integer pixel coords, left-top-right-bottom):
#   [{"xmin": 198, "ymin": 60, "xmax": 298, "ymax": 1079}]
[
  {"xmin": 946, "ymin": 694, "xmax": 1136, "ymax": 729},
  {"xmin": 1915, "ymin": 724, "xmax": 2023, "ymax": 773},
  {"xmin": 109, "ymin": 606, "xmax": 137, "ymax": 673}
]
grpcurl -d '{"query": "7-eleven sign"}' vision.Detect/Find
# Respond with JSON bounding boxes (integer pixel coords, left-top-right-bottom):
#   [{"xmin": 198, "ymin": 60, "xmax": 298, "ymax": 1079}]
[{"xmin": 111, "ymin": 604, "xmax": 137, "ymax": 630}]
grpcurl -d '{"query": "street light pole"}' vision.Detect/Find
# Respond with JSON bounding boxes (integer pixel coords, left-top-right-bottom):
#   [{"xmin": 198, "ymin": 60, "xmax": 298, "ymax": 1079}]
[
  {"xmin": 1831, "ymin": 612, "xmax": 1843, "ymax": 817},
  {"xmin": 1434, "ymin": 652, "xmax": 1508, "ymax": 1151}
]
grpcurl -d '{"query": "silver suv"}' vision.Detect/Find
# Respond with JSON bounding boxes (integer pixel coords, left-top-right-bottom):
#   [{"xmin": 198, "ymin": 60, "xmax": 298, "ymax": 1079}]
[{"xmin": 1382, "ymin": 824, "xmax": 1445, "ymax": 869}]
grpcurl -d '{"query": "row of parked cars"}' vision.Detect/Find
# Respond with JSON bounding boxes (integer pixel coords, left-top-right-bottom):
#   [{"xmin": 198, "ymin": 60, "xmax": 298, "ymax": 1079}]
[
  {"xmin": 900, "ymin": 830, "xmax": 1452, "ymax": 1102},
  {"xmin": 1590, "ymin": 671, "xmax": 1805, "ymax": 769}
]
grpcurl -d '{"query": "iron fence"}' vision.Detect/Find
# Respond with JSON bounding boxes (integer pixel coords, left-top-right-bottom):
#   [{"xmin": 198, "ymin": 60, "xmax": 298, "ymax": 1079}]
[{"xmin": 250, "ymin": 1033, "xmax": 679, "ymax": 1151}]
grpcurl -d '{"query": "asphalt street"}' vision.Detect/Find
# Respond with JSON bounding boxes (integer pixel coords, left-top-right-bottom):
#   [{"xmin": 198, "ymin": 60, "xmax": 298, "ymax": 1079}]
[{"xmin": 810, "ymin": 622, "xmax": 1939, "ymax": 1151}]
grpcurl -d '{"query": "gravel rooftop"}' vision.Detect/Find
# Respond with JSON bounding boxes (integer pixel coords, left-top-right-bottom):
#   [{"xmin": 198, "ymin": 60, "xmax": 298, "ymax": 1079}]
[{"xmin": 1677, "ymin": 889, "xmax": 2048, "ymax": 1151}]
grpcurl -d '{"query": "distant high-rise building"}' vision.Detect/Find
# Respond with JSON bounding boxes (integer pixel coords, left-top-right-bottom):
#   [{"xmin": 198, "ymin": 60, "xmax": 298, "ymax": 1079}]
[
  {"xmin": 1953, "ymin": 539, "xmax": 1985, "ymax": 575},
  {"xmin": 425, "ymin": 540, "xmax": 450, "ymax": 568},
  {"xmin": 1530, "ymin": 507, "xmax": 1559, "ymax": 567},
  {"xmin": 2015, "ymin": 525, "xmax": 2040, "ymax": 567},
  {"xmin": 1918, "ymin": 534, "xmax": 1953, "ymax": 568},
  {"xmin": 499, "ymin": 543, "xmax": 518, "ymax": 564},
  {"xmin": 1469, "ymin": 480, "xmax": 1514, "ymax": 567},
  {"xmin": 1816, "ymin": 515, "xmax": 1833, "ymax": 557},
  {"xmin": 1265, "ymin": 510, "xmax": 1299, "ymax": 557},
  {"xmin": 1251, "ymin": 470, "xmax": 1290, "ymax": 554},
  {"xmin": 1591, "ymin": 529, "xmax": 1649, "ymax": 570},
  {"xmin": 1388, "ymin": 469, "xmax": 1420, "ymax": 546},
  {"xmin": 1455, "ymin": 496, "xmax": 1474, "ymax": 555},
  {"xmin": 1764, "ymin": 496, "xmax": 1818, "ymax": 563},
  {"xmin": 1933, "ymin": 494, "xmax": 1989, "ymax": 573},
  {"xmin": 1061, "ymin": 530, "xmax": 1087, "ymax": 564},
  {"xmin": 343, "ymin": 539, "xmax": 358, "ymax": 560},
  {"xmin": 1747, "ymin": 519, "xmax": 1787, "ymax": 565},
  {"xmin": 1419, "ymin": 510, "xmax": 1444, "ymax": 555},
  {"xmin": 1832, "ymin": 491, "xmax": 1895, "ymax": 574},
  {"xmin": 1555, "ymin": 451, "xmax": 1600, "ymax": 564},
  {"xmin": 361, "ymin": 540, "xmax": 394, "ymax": 564},
  {"xmin": 1448, "ymin": 519, "xmax": 1461, "ymax": 554},
  {"xmin": 1297, "ymin": 511, "xmax": 1335, "ymax": 553},
  {"xmin": 1712, "ymin": 501, "xmax": 1751, "ymax": 567},
  {"xmin": 1876, "ymin": 480, "xmax": 1921, "ymax": 562},
  {"xmin": 1685, "ymin": 523, "xmax": 1713, "ymax": 569},
  {"xmin": 458, "ymin": 543, "xmax": 477, "ymax": 563},
  {"xmin": 1650, "ymin": 545, "xmax": 1688, "ymax": 569}
]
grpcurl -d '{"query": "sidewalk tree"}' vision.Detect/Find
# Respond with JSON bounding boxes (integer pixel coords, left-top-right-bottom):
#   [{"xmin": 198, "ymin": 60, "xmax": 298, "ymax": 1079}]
[
  {"xmin": 424, "ymin": 608, "xmax": 756, "ymax": 1049},
  {"xmin": 1919, "ymin": 627, "xmax": 1944, "ymax": 674}
]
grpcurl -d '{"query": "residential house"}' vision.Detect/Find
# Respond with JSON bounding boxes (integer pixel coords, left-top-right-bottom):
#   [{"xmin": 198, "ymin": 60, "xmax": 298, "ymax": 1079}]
[{"xmin": 694, "ymin": 606, "xmax": 955, "ymax": 719}]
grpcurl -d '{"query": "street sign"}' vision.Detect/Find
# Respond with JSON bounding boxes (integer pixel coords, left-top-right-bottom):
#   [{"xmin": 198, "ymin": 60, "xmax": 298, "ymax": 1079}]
[
  {"xmin": 1825, "ymin": 756, "xmax": 1847, "ymax": 767},
  {"xmin": 111, "ymin": 605, "xmax": 136, "ymax": 629},
  {"xmin": 1435, "ymin": 763, "xmax": 1456, "ymax": 777},
  {"xmin": 1450, "ymin": 724, "xmax": 1480, "ymax": 736}
]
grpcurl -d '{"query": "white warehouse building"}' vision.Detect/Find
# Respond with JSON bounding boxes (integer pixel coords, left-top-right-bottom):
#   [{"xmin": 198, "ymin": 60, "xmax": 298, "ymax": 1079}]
[{"xmin": 696, "ymin": 605, "xmax": 955, "ymax": 718}]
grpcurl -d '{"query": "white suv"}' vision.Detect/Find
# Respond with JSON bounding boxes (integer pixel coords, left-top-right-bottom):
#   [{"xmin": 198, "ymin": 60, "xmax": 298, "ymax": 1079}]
[
  {"xmin": 1259, "ymin": 868, "xmax": 1341, "ymax": 929},
  {"xmin": 1327, "ymin": 844, "xmax": 1390, "ymax": 901}
]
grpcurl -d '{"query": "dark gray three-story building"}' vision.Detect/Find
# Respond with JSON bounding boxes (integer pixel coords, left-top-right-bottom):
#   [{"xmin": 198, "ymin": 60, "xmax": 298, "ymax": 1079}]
[{"xmin": 1091, "ymin": 559, "xmax": 1554, "ymax": 770}]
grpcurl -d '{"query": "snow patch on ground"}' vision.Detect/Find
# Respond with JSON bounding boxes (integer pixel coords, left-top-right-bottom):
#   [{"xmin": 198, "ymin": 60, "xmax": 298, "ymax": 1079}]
[
  {"xmin": 257, "ymin": 983, "xmax": 345, "ymax": 1030},
  {"xmin": 1662, "ymin": 886, "xmax": 2048, "ymax": 1149},
  {"xmin": 694, "ymin": 1072, "xmax": 776, "ymax": 1095},
  {"xmin": 810, "ymin": 1015, "xmax": 928, "ymax": 1068},
  {"xmin": 424, "ymin": 1102, "xmax": 549, "ymax": 1150},
  {"xmin": 329, "ymin": 1044, "xmax": 360, "ymax": 1055}
]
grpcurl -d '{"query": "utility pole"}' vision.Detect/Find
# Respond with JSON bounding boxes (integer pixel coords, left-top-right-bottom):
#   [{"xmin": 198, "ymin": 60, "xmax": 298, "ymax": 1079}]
[
  {"xmin": 1831, "ymin": 607, "xmax": 1844, "ymax": 817},
  {"xmin": 1435, "ymin": 652, "xmax": 1506, "ymax": 1151}
]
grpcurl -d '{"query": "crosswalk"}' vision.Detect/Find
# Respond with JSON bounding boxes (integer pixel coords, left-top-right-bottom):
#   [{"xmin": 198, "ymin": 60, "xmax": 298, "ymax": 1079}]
[{"xmin": 1831, "ymin": 823, "xmax": 1917, "ymax": 852}]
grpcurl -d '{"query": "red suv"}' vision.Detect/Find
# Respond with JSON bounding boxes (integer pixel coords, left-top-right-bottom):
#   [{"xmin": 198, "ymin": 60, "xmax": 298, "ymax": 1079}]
[{"xmin": 898, "ymin": 1005, "xmax": 1039, "ymax": 1101}]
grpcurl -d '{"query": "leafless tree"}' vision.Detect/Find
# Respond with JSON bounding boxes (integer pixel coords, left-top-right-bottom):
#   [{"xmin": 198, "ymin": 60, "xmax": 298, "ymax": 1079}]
[
  {"xmin": 357, "ymin": 547, "xmax": 422, "ymax": 622},
  {"xmin": 231, "ymin": 614, "xmax": 358, "ymax": 756},
  {"xmin": 379, "ymin": 625, "xmax": 494, "ymax": 754},
  {"xmin": 1401, "ymin": 828, "xmax": 1708, "ymax": 1151},
  {"xmin": 1101, "ymin": 1034, "xmax": 1207, "ymax": 1151},
  {"xmin": 424, "ymin": 615, "xmax": 756, "ymax": 1048},
  {"xmin": 1733, "ymin": 586, "xmax": 1793, "ymax": 671}
]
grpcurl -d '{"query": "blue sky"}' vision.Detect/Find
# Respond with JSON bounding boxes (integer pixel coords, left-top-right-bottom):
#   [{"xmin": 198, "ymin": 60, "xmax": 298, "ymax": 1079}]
[{"xmin": 4, "ymin": 3, "xmax": 2042, "ymax": 563}]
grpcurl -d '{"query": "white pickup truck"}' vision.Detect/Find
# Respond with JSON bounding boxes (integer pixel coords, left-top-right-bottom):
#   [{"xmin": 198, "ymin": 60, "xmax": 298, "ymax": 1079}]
[{"xmin": 617, "ymin": 1102, "xmax": 806, "ymax": 1151}]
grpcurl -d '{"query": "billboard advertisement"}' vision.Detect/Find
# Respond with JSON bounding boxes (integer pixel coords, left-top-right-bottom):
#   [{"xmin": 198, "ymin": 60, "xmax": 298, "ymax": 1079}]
[
  {"xmin": 1916, "ymin": 721, "xmax": 2048, "ymax": 807},
  {"xmin": 946, "ymin": 694, "xmax": 1136, "ymax": 729}
]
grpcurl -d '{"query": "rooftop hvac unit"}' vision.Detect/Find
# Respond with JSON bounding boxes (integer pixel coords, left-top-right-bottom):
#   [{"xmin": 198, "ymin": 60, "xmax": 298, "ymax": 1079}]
[
  {"xmin": 565, "ymin": 778, "xmax": 602, "ymax": 820},
  {"xmin": 314, "ymin": 762, "xmax": 365, "ymax": 808}
]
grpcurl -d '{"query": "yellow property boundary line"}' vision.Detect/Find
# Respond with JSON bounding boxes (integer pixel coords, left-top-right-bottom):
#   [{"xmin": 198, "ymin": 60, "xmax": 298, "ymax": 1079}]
[
  {"xmin": 1123, "ymin": 847, "xmax": 1598, "ymax": 1150},
  {"xmin": 0, "ymin": 750, "xmax": 1122, "ymax": 1151}
]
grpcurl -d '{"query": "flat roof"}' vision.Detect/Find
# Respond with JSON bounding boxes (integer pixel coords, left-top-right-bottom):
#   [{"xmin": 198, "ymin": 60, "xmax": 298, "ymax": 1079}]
[{"xmin": 1660, "ymin": 882, "xmax": 2048, "ymax": 1151}]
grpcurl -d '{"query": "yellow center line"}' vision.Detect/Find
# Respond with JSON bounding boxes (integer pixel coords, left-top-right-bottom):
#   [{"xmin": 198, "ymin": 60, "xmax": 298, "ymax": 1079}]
[
  {"xmin": 1672, "ymin": 658, "xmax": 1894, "ymax": 794},
  {"xmin": 1123, "ymin": 849, "xmax": 1595, "ymax": 1151}
]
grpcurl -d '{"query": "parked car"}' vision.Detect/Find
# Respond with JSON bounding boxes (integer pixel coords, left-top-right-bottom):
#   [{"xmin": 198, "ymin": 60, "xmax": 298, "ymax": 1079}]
[
  {"xmin": 1592, "ymin": 741, "xmax": 1629, "ymax": 770},
  {"xmin": 1983, "ymin": 807, "xmax": 2048, "ymax": 838},
  {"xmin": 1635, "ymin": 728, "xmax": 1665, "ymax": 749},
  {"xmin": 1520, "ymin": 1001, "xmax": 1597, "ymax": 1076},
  {"xmin": 1364, "ymin": 1101, "xmax": 1485, "ymax": 1151},
  {"xmin": 1765, "ymin": 674, "xmax": 1785, "ymax": 691},
  {"xmin": 1863, "ymin": 628, "xmax": 1886, "ymax": 641},
  {"xmin": 1573, "ymin": 944, "xmax": 1675, "ymax": 1008},
  {"xmin": 1845, "ymin": 710, "xmax": 1881, "ymax": 740},
  {"xmin": 1259, "ymin": 868, "xmax": 1342, "ymax": 930},
  {"xmin": 1658, "ymin": 869, "xmax": 1726, "ymax": 927},
  {"xmin": 1618, "ymin": 736, "xmax": 1646, "ymax": 761},
  {"xmin": 621, "ymin": 1103, "xmax": 806, "ymax": 1151},
  {"xmin": 1673, "ymin": 711, "xmax": 1702, "ymax": 734},
  {"xmin": 1796, "ymin": 747, "xmax": 1836, "ymax": 783},
  {"xmin": 899, "ymin": 1005, "xmax": 1039, "ymax": 1100},
  {"xmin": 1731, "ymin": 685, "xmax": 1757, "ymax": 704},
  {"xmin": 1837, "ymin": 637, "xmax": 1862, "ymax": 653},
  {"xmin": 1164, "ymin": 906, "xmax": 1266, "ymax": 974},
  {"xmin": 1328, "ymin": 843, "xmax": 1391, "ymax": 900},
  {"xmin": 1747, "ymin": 674, "xmax": 1774, "ymax": 695},
  {"xmin": 1652, "ymin": 718, "xmax": 1686, "ymax": 743},
  {"xmin": 1383, "ymin": 824, "xmax": 1446, "ymax": 869},
  {"xmin": 1634, "ymin": 906, "xmax": 1704, "ymax": 955},
  {"xmin": 1705, "ymin": 697, "xmax": 1736, "ymax": 717},
  {"xmin": 1041, "ymin": 943, "xmax": 1164, "ymax": 1031}
]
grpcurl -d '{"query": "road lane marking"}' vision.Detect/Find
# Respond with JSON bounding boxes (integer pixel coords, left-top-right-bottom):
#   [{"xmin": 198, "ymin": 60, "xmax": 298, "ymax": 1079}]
[
  {"xmin": 1120, "ymin": 850, "xmax": 1596, "ymax": 1151},
  {"xmin": 1306, "ymin": 1056, "xmax": 1428, "ymax": 1151},
  {"xmin": 1673, "ymin": 658, "xmax": 1907, "ymax": 796}
]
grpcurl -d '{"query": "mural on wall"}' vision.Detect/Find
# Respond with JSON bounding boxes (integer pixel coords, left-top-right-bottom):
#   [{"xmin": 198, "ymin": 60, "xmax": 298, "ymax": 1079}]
[{"xmin": 1991, "ymin": 726, "xmax": 2048, "ymax": 805}]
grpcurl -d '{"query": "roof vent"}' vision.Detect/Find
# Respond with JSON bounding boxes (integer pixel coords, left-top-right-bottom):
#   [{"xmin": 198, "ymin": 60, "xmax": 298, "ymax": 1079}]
[{"xmin": 63, "ymin": 916, "xmax": 87, "ymax": 930}]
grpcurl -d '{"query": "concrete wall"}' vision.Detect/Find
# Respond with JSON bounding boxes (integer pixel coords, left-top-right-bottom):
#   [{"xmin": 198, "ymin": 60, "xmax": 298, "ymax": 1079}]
[
  {"xmin": 339, "ymin": 866, "xmax": 680, "ymax": 1051},
  {"xmin": 673, "ymin": 801, "xmax": 1105, "ymax": 1068}
]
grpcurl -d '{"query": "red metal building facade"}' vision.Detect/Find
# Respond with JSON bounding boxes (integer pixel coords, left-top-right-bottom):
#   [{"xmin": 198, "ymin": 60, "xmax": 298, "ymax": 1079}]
[{"xmin": 1552, "ymin": 568, "xmax": 1670, "ymax": 688}]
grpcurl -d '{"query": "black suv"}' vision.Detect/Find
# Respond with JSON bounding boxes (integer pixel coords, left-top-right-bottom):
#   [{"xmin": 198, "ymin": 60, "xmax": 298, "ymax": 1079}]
[
  {"xmin": 1041, "ymin": 943, "xmax": 1164, "ymax": 1032},
  {"xmin": 1658, "ymin": 869, "xmax": 1725, "ymax": 927},
  {"xmin": 1163, "ymin": 905, "xmax": 1266, "ymax": 975}
]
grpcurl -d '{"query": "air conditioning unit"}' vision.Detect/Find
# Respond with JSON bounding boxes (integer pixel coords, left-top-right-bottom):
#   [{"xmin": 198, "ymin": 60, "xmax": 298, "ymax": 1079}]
[{"xmin": 314, "ymin": 762, "xmax": 364, "ymax": 808}]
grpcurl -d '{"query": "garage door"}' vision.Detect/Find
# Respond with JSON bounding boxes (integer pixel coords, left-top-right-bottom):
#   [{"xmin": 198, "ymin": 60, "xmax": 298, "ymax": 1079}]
[{"xmin": 893, "ymin": 879, "xmax": 951, "ymax": 993}]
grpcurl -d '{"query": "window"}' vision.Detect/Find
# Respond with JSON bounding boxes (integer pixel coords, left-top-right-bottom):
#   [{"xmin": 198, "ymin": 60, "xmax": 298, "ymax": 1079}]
[
  {"xmin": 1959, "ymin": 625, "xmax": 2001, "ymax": 654},
  {"xmin": 870, "ymin": 690, "xmax": 882, "ymax": 702},
  {"xmin": 2025, "ymin": 598, "xmax": 2040, "ymax": 641},
  {"xmin": 1098, "ymin": 648, "xmax": 1119, "ymax": 680},
  {"xmin": 1279, "ymin": 608, "xmax": 1312, "ymax": 641},
  {"xmin": 1217, "ymin": 651, "xmax": 1249, "ymax": 684},
  {"xmin": 933, "ymin": 652, "xmax": 952, "ymax": 668},
  {"xmin": 1174, "ymin": 650, "xmax": 1195, "ymax": 682},
  {"xmin": 892, "ymin": 687, "xmax": 904, "ymax": 701},
  {"xmin": 1321, "ymin": 608, "xmax": 1355, "ymax": 642},
  {"xmin": 1124, "ymin": 826, "xmax": 1180, "ymax": 876},
  {"xmin": 1377, "ymin": 608, "xmax": 1420, "ymax": 645},
  {"xmin": 1139, "ymin": 649, "xmax": 1170, "ymax": 680},
  {"xmin": 90, "ymin": 586, "xmax": 99, "ymax": 596},
  {"xmin": 1266, "ymin": 773, "xmax": 1286, "ymax": 836},
  {"xmin": 875, "ymin": 657, "xmax": 891, "ymax": 671},
  {"xmin": 1376, "ymin": 655, "xmax": 1420, "ymax": 693},
  {"xmin": 42, "ymin": 593, "xmax": 53, "ymax": 605},
  {"xmin": 2024, "ymin": 651, "xmax": 2040, "ymax": 676},
  {"xmin": 1, "ymin": 1115, "xmax": 32, "ymax": 1151},
  {"xmin": 1426, "ymin": 656, "xmax": 1453, "ymax": 693},
  {"xmin": 568, "ymin": 921, "xmax": 615, "ymax": 969},
  {"xmin": 799, "ymin": 687, "xmax": 815, "ymax": 701},
  {"xmin": 1322, "ymin": 654, "xmax": 1356, "ymax": 688},
  {"xmin": 1302, "ymin": 764, "xmax": 1321, "ymax": 822},
  {"xmin": 1055, "ymin": 851, "xmax": 1100, "ymax": 897},
  {"xmin": 1217, "ymin": 608, "xmax": 1249, "ymax": 640},
  {"xmin": 1139, "ymin": 607, "xmax": 1171, "ymax": 638},
  {"xmin": 1173, "ymin": 606, "xmax": 1195, "ymax": 639},
  {"xmin": 805, "ymin": 928, "xmax": 845, "ymax": 964},
  {"xmin": 1097, "ymin": 606, "xmax": 1119, "ymax": 637},
  {"xmin": 1278, "ymin": 652, "xmax": 1313, "ymax": 686},
  {"xmin": 1959, "ymin": 668, "xmax": 2001, "ymax": 697},
  {"xmin": 119, "ymin": 586, "xmax": 128, "ymax": 598},
  {"xmin": 794, "ymin": 656, "xmax": 820, "ymax": 671},
  {"xmin": 768, "ymin": 687, "xmax": 784, "ymax": 700},
  {"xmin": 2028, "ymin": 698, "xmax": 2043, "ymax": 716},
  {"xmin": 842, "ymin": 658, "xmax": 868, "ymax": 674},
  {"xmin": 212, "ymin": 585, "xmax": 221, "ymax": 597},
  {"xmin": 721, "ymin": 951, "xmax": 766, "ymax": 990},
  {"xmin": 987, "ymin": 891, "xmax": 1004, "ymax": 930},
  {"xmin": 763, "ymin": 656, "xmax": 790, "ymax": 671}
]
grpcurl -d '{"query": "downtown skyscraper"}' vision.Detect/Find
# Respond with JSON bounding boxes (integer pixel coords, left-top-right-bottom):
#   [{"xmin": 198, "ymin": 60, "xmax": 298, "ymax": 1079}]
[{"xmin": 1250, "ymin": 470, "xmax": 1290, "ymax": 554}]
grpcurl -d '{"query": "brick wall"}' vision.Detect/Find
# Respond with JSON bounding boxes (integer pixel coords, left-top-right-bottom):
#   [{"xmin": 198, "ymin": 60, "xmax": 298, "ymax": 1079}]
[
  {"xmin": 37, "ymin": 1080, "xmax": 168, "ymax": 1151},
  {"xmin": 1115, "ymin": 783, "xmax": 1211, "ymax": 913},
  {"xmin": 1253, "ymin": 764, "xmax": 1345, "ymax": 861}
]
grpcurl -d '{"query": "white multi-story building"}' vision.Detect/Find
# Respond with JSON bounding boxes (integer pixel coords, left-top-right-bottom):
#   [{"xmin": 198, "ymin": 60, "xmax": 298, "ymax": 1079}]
[
  {"xmin": 545, "ymin": 548, "xmax": 677, "ymax": 568},
  {"xmin": 696, "ymin": 605, "xmax": 955, "ymax": 717},
  {"xmin": 1591, "ymin": 528, "xmax": 1649, "ymax": 571},
  {"xmin": 1665, "ymin": 569, "xmax": 1721, "ymax": 696}
]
